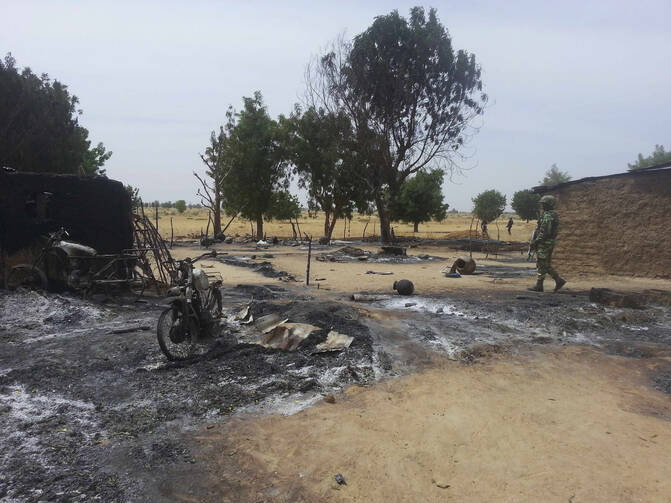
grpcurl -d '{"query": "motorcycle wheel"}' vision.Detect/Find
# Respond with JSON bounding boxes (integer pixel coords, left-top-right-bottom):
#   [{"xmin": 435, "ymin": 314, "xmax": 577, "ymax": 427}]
[
  {"xmin": 156, "ymin": 307, "xmax": 214, "ymax": 361},
  {"xmin": 7, "ymin": 265, "xmax": 48, "ymax": 291}
]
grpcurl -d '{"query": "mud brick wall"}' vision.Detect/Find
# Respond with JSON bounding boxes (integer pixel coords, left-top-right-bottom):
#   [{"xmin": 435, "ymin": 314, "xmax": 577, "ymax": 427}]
[{"xmin": 547, "ymin": 170, "xmax": 671, "ymax": 279}]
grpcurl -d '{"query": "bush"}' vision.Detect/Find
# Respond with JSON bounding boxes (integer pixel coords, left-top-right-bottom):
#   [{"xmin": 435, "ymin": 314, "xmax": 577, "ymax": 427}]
[{"xmin": 175, "ymin": 200, "xmax": 187, "ymax": 213}]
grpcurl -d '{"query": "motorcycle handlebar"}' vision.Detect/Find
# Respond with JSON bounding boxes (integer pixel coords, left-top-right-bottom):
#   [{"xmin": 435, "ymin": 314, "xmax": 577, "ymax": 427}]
[{"xmin": 180, "ymin": 250, "xmax": 217, "ymax": 266}]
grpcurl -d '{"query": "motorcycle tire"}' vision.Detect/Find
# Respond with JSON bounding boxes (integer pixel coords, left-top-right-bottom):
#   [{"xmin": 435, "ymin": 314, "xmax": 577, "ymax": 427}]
[
  {"xmin": 7, "ymin": 264, "xmax": 48, "ymax": 291},
  {"xmin": 157, "ymin": 307, "xmax": 215, "ymax": 361}
]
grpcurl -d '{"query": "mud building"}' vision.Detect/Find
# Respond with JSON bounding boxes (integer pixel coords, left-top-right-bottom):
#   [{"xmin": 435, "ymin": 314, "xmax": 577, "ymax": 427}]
[{"xmin": 534, "ymin": 162, "xmax": 671, "ymax": 279}]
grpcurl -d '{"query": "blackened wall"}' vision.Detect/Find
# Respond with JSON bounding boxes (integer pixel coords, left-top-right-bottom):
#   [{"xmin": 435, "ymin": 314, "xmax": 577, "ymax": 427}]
[{"xmin": 0, "ymin": 171, "xmax": 133, "ymax": 256}]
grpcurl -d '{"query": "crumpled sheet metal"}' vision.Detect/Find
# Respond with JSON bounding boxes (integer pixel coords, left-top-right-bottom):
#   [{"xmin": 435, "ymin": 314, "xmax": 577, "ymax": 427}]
[
  {"xmin": 314, "ymin": 330, "xmax": 353, "ymax": 353},
  {"xmin": 261, "ymin": 322, "xmax": 320, "ymax": 351}
]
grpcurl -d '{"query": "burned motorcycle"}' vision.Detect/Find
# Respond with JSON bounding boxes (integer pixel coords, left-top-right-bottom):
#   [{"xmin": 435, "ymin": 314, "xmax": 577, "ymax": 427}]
[
  {"xmin": 6, "ymin": 227, "xmax": 145, "ymax": 296},
  {"xmin": 156, "ymin": 250, "xmax": 226, "ymax": 360}
]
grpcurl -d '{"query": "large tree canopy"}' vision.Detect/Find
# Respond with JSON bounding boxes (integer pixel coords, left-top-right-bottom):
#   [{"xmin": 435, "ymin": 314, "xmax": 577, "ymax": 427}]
[
  {"xmin": 628, "ymin": 144, "xmax": 671, "ymax": 170},
  {"xmin": 0, "ymin": 53, "xmax": 111, "ymax": 175},
  {"xmin": 280, "ymin": 106, "xmax": 368, "ymax": 239},
  {"xmin": 511, "ymin": 189, "xmax": 540, "ymax": 222},
  {"xmin": 307, "ymin": 7, "xmax": 486, "ymax": 242},
  {"xmin": 391, "ymin": 169, "xmax": 448, "ymax": 232}
]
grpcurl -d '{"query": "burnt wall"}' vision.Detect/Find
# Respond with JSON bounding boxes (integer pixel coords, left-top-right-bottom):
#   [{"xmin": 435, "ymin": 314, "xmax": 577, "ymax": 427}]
[
  {"xmin": 548, "ymin": 170, "xmax": 671, "ymax": 279},
  {"xmin": 0, "ymin": 171, "xmax": 133, "ymax": 256}
]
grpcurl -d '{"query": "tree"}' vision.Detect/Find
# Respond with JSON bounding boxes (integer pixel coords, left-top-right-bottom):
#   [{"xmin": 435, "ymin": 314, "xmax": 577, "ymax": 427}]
[
  {"xmin": 628, "ymin": 144, "xmax": 671, "ymax": 170},
  {"xmin": 221, "ymin": 92, "xmax": 288, "ymax": 239},
  {"xmin": 195, "ymin": 121, "xmax": 235, "ymax": 236},
  {"xmin": 0, "ymin": 53, "xmax": 111, "ymax": 175},
  {"xmin": 125, "ymin": 184, "xmax": 141, "ymax": 211},
  {"xmin": 175, "ymin": 200, "xmax": 187, "ymax": 213},
  {"xmin": 306, "ymin": 7, "xmax": 486, "ymax": 242},
  {"xmin": 511, "ymin": 189, "xmax": 540, "ymax": 222},
  {"xmin": 280, "ymin": 106, "xmax": 368, "ymax": 239},
  {"xmin": 391, "ymin": 169, "xmax": 448, "ymax": 232},
  {"xmin": 472, "ymin": 190, "xmax": 506, "ymax": 223},
  {"xmin": 539, "ymin": 164, "xmax": 571, "ymax": 186}
]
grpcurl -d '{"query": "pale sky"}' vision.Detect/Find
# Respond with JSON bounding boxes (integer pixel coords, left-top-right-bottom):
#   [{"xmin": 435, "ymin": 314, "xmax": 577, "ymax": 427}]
[{"xmin": 2, "ymin": 0, "xmax": 669, "ymax": 210}]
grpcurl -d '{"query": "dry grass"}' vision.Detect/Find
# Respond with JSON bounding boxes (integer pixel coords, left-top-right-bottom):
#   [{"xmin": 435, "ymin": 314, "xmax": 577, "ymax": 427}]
[{"xmin": 149, "ymin": 208, "xmax": 537, "ymax": 242}]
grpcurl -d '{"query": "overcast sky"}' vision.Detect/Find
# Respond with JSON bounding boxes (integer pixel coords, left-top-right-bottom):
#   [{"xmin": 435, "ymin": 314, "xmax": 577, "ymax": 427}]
[{"xmin": 2, "ymin": 0, "xmax": 669, "ymax": 210}]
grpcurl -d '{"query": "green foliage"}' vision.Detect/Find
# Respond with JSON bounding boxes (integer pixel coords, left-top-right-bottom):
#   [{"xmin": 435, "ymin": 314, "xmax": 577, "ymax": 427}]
[
  {"xmin": 174, "ymin": 200, "xmax": 187, "ymax": 213},
  {"xmin": 391, "ymin": 169, "xmax": 448, "ymax": 231},
  {"xmin": 628, "ymin": 144, "xmax": 671, "ymax": 170},
  {"xmin": 511, "ymin": 189, "xmax": 540, "ymax": 222},
  {"xmin": 125, "ymin": 184, "xmax": 141, "ymax": 211},
  {"xmin": 539, "ymin": 164, "xmax": 571, "ymax": 186},
  {"xmin": 280, "ymin": 105, "xmax": 368, "ymax": 237},
  {"xmin": 221, "ymin": 91, "xmax": 289, "ymax": 237},
  {"xmin": 80, "ymin": 142, "xmax": 112, "ymax": 176},
  {"xmin": 0, "ymin": 53, "xmax": 111, "ymax": 175},
  {"xmin": 312, "ymin": 7, "xmax": 486, "ymax": 242},
  {"xmin": 267, "ymin": 191, "xmax": 301, "ymax": 221},
  {"xmin": 472, "ymin": 189, "xmax": 506, "ymax": 222}
]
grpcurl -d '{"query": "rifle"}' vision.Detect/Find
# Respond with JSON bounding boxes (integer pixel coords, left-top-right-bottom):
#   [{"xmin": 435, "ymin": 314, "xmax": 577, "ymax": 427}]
[{"xmin": 527, "ymin": 227, "xmax": 539, "ymax": 261}]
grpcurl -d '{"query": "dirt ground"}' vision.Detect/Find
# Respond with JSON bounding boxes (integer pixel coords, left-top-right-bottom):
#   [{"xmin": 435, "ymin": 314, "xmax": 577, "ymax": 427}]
[
  {"xmin": 194, "ymin": 347, "xmax": 671, "ymax": 503},
  {"xmin": 2, "ymin": 239, "xmax": 670, "ymax": 502}
]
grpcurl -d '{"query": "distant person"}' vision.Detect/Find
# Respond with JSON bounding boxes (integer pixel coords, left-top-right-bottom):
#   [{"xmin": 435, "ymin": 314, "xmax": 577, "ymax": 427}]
[
  {"xmin": 480, "ymin": 220, "xmax": 488, "ymax": 238},
  {"xmin": 506, "ymin": 217, "xmax": 513, "ymax": 235},
  {"xmin": 528, "ymin": 195, "xmax": 566, "ymax": 293}
]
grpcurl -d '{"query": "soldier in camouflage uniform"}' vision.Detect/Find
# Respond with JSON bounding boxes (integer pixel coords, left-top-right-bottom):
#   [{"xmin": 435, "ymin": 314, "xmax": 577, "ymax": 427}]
[{"xmin": 528, "ymin": 195, "xmax": 566, "ymax": 292}]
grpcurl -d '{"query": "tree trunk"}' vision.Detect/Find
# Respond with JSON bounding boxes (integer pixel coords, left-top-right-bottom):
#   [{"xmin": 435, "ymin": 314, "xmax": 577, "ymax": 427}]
[
  {"xmin": 374, "ymin": 195, "xmax": 392, "ymax": 243},
  {"xmin": 213, "ymin": 192, "xmax": 222, "ymax": 235},
  {"xmin": 413, "ymin": 221, "xmax": 419, "ymax": 233},
  {"xmin": 327, "ymin": 216, "xmax": 338, "ymax": 240},
  {"xmin": 256, "ymin": 214, "xmax": 264, "ymax": 241},
  {"xmin": 323, "ymin": 211, "xmax": 331, "ymax": 238}
]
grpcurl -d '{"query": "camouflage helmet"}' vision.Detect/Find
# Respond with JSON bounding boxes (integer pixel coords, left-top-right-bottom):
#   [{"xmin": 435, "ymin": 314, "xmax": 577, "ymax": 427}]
[{"xmin": 540, "ymin": 195, "xmax": 556, "ymax": 209}]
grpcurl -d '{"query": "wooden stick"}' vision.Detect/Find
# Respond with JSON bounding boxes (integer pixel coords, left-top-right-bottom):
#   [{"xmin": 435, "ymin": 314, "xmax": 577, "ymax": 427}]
[
  {"xmin": 305, "ymin": 235, "xmax": 312, "ymax": 286},
  {"xmin": 170, "ymin": 217, "xmax": 174, "ymax": 248},
  {"xmin": 155, "ymin": 203, "xmax": 159, "ymax": 232}
]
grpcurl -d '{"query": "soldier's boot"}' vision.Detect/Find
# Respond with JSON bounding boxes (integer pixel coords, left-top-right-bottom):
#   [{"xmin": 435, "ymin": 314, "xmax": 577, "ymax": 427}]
[
  {"xmin": 552, "ymin": 275, "xmax": 566, "ymax": 292},
  {"xmin": 528, "ymin": 279, "xmax": 544, "ymax": 292}
]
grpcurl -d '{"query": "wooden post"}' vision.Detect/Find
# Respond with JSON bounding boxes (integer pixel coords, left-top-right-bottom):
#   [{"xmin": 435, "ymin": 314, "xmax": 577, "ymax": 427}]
[
  {"xmin": 155, "ymin": 203, "xmax": 159, "ymax": 232},
  {"xmin": 305, "ymin": 235, "xmax": 312, "ymax": 286},
  {"xmin": 170, "ymin": 217, "xmax": 174, "ymax": 248},
  {"xmin": 343, "ymin": 219, "xmax": 346, "ymax": 239}
]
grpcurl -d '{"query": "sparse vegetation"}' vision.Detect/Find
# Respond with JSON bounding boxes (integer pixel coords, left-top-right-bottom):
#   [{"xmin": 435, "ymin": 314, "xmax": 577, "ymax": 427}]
[
  {"xmin": 628, "ymin": 144, "xmax": 671, "ymax": 170},
  {"xmin": 539, "ymin": 164, "xmax": 571, "ymax": 186}
]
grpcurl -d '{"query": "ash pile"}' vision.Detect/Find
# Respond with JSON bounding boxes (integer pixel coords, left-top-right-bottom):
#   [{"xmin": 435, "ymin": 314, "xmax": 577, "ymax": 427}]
[
  {"xmin": 316, "ymin": 245, "xmax": 439, "ymax": 264},
  {"xmin": 0, "ymin": 285, "xmax": 382, "ymax": 501}
]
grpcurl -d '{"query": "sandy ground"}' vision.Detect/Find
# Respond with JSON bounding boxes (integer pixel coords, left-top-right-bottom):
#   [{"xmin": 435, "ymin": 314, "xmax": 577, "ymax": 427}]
[
  {"xmin": 191, "ymin": 347, "xmax": 671, "ymax": 503},
  {"xmin": 160, "ymin": 241, "xmax": 671, "ymax": 503},
  {"xmin": 172, "ymin": 243, "xmax": 671, "ymax": 296}
]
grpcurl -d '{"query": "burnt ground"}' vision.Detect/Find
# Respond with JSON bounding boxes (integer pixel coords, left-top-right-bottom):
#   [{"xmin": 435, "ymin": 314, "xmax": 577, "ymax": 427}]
[{"xmin": 1, "ymin": 281, "xmax": 671, "ymax": 502}]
